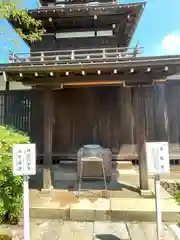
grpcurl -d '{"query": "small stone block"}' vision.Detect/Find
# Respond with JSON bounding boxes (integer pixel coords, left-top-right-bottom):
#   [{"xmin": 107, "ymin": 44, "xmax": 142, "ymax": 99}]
[
  {"xmin": 111, "ymin": 209, "xmax": 156, "ymax": 222},
  {"xmin": 140, "ymin": 189, "xmax": 153, "ymax": 197},
  {"xmin": 162, "ymin": 211, "xmax": 180, "ymax": 222},
  {"xmin": 41, "ymin": 187, "xmax": 54, "ymax": 194},
  {"xmin": 161, "ymin": 198, "xmax": 180, "ymax": 222},
  {"xmin": 116, "ymin": 161, "xmax": 133, "ymax": 170},
  {"xmin": 70, "ymin": 198, "xmax": 95, "ymax": 221},
  {"xmin": 30, "ymin": 207, "xmax": 60, "ymax": 219},
  {"xmin": 93, "ymin": 198, "xmax": 111, "ymax": 221},
  {"xmin": 78, "ymin": 190, "xmax": 103, "ymax": 198},
  {"xmin": 110, "ymin": 198, "xmax": 156, "ymax": 221},
  {"xmin": 30, "ymin": 200, "xmax": 69, "ymax": 219},
  {"xmin": 59, "ymin": 205, "xmax": 70, "ymax": 220}
]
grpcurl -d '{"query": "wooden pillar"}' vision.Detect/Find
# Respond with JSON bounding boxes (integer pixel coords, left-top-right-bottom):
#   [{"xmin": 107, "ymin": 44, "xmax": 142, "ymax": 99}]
[
  {"xmin": 133, "ymin": 85, "xmax": 168, "ymax": 193},
  {"xmin": 153, "ymin": 84, "xmax": 168, "ymax": 142},
  {"xmin": 43, "ymin": 88, "xmax": 54, "ymax": 191},
  {"xmin": 5, "ymin": 81, "xmax": 9, "ymax": 91},
  {"xmin": 133, "ymin": 87, "xmax": 149, "ymax": 191},
  {"xmin": 4, "ymin": 81, "xmax": 9, "ymax": 125}
]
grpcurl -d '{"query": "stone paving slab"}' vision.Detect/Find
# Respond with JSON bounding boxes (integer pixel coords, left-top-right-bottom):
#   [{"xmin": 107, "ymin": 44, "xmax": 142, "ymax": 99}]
[
  {"xmin": 169, "ymin": 224, "xmax": 180, "ymax": 240},
  {"xmin": 59, "ymin": 221, "xmax": 93, "ymax": 240},
  {"xmin": 127, "ymin": 222, "xmax": 178, "ymax": 240},
  {"xmin": 94, "ymin": 222, "xmax": 129, "ymax": 240},
  {"xmin": 1, "ymin": 220, "xmax": 179, "ymax": 240},
  {"xmin": 36, "ymin": 221, "xmax": 93, "ymax": 240}
]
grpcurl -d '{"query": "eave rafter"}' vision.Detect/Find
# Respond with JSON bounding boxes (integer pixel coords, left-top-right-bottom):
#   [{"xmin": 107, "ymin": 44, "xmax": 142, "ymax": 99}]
[
  {"xmin": 3, "ymin": 61, "xmax": 180, "ymax": 88},
  {"xmin": 10, "ymin": 71, "xmax": 169, "ymax": 85},
  {"xmin": 3, "ymin": 49, "xmax": 180, "ymax": 88}
]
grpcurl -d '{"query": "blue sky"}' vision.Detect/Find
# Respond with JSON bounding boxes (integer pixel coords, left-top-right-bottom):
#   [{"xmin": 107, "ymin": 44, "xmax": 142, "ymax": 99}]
[
  {"xmin": 0, "ymin": 0, "xmax": 180, "ymax": 62},
  {"xmin": 129, "ymin": 0, "xmax": 180, "ymax": 56},
  {"xmin": 0, "ymin": 0, "xmax": 39, "ymax": 63}
]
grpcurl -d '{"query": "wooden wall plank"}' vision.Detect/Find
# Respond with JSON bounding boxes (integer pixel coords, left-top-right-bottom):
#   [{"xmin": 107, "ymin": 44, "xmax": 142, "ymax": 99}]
[
  {"xmin": 30, "ymin": 89, "xmax": 44, "ymax": 153},
  {"xmin": 144, "ymin": 86, "xmax": 155, "ymax": 141},
  {"xmin": 2, "ymin": 83, "xmax": 180, "ymax": 162},
  {"xmin": 52, "ymin": 87, "xmax": 134, "ymax": 154},
  {"xmin": 165, "ymin": 83, "xmax": 180, "ymax": 144}
]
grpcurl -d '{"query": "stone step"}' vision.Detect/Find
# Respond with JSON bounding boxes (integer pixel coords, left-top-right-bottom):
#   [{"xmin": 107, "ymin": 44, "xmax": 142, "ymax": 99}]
[{"xmin": 28, "ymin": 190, "xmax": 180, "ymax": 222}]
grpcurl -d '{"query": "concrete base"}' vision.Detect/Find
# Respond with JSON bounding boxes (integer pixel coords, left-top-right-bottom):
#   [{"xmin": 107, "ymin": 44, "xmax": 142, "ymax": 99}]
[
  {"xmin": 28, "ymin": 166, "xmax": 180, "ymax": 223},
  {"xmin": 28, "ymin": 188, "xmax": 180, "ymax": 222}
]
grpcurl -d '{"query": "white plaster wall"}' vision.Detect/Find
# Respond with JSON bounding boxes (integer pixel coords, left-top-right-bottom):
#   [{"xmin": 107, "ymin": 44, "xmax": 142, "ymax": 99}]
[{"xmin": 0, "ymin": 74, "xmax": 31, "ymax": 90}]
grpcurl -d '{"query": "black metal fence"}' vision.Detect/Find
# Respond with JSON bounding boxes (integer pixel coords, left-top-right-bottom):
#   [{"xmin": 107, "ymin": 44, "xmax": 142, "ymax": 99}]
[{"xmin": 0, "ymin": 90, "xmax": 32, "ymax": 134}]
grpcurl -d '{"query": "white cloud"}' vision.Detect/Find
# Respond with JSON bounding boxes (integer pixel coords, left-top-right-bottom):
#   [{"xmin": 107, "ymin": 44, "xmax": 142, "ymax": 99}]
[{"xmin": 160, "ymin": 33, "xmax": 180, "ymax": 55}]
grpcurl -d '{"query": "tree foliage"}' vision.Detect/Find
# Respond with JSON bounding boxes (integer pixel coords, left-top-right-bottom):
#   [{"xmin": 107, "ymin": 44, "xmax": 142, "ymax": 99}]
[{"xmin": 0, "ymin": 0, "xmax": 44, "ymax": 43}]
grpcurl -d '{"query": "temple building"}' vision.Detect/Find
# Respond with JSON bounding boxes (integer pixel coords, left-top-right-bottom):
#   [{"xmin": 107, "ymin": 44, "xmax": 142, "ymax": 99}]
[{"xmin": 1, "ymin": 0, "xmax": 180, "ymax": 193}]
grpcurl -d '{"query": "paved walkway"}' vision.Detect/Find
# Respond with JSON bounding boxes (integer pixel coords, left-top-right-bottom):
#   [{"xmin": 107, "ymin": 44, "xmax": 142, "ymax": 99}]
[{"xmin": 4, "ymin": 220, "xmax": 179, "ymax": 240}]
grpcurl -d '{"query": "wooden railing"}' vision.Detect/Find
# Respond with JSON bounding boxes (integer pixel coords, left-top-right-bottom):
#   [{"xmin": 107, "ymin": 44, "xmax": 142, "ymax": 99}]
[
  {"xmin": 40, "ymin": 0, "xmax": 123, "ymax": 8},
  {"xmin": 9, "ymin": 46, "xmax": 142, "ymax": 64},
  {"xmin": 55, "ymin": 0, "xmax": 118, "ymax": 7}
]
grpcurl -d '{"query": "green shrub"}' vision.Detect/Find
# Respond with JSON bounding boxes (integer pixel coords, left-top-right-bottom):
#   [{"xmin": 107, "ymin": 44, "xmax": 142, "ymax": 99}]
[
  {"xmin": 175, "ymin": 191, "xmax": 180, "ymax": 227},
  {"xmin": 175, "ymin": 191, "xmax": 180, "ymax": 204},
  {"xmin": 0, "ymin": 126, "xmax": 29, "ymax": 224}
]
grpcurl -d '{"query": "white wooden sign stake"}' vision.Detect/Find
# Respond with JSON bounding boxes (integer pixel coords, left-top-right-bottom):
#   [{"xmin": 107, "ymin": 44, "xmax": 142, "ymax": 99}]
[
  {"xmin": 13, "ymin": 143, "xmax": 36, "ymax": 240},
  {"xmin": 155, "ymin": 173, "xmax": 162, "ymax": 240},
  {"xmin": 24, "ymin": 175, "xmax": 30, "ymax": 240},
  {"xmin": 145, "ymin": 142, "xmax": 170, "ymax": 240}
]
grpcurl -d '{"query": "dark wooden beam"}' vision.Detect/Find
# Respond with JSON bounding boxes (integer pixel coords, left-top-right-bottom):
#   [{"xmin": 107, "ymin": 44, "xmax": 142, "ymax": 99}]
[
  {"xmin": 133, "ymin": 87, "xmax": 149, "ymax": 191},
  {"xmin": 7, "ymin": 71, "xmax": 175, "ymax": 85},
  {"xmin": 21, "ymin": 74, "xmax": 155, "ymax": 84},
  {"xmin": 8, "ymin": 72, "xmax": 152, "ymax": 81},
  {"xmin": 43, "ymin": 88, "xmax": 54, "ymax": 191}
]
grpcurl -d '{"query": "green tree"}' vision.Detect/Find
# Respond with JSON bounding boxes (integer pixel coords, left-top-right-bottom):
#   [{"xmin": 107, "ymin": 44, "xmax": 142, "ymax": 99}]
[{"xmin": 0, "ymin": 0, "xmax": 44, "ymax": 44}]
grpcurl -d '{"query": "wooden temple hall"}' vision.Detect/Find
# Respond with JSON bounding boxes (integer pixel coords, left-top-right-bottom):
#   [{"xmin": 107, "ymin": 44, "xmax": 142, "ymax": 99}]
[{"xmin": 1, "ymin": 0, "xmax": 180, "ymax": 193}]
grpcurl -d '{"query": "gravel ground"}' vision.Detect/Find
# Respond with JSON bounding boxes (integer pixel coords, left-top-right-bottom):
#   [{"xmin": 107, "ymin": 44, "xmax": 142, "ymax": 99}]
[{"xmin": 1, "ymin": 220, "xmax": 180, "ymax": 240}]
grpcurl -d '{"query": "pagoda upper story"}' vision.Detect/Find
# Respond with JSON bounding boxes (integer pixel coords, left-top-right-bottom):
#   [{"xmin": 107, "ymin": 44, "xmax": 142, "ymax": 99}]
[
  {"xmin": 5, "ymin": 0, "xmax": 180, "ymax": 90},
  {"xmin": 27, "ymin": 1, "xmax": 145, "ymax": 52}
]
